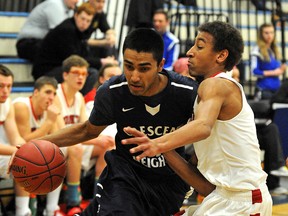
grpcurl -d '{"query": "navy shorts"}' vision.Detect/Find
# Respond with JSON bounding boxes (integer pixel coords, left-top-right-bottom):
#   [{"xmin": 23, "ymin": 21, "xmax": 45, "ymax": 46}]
[{"xmin": 81, "ymin": 150, "xmax": 189, "ymax": 216}]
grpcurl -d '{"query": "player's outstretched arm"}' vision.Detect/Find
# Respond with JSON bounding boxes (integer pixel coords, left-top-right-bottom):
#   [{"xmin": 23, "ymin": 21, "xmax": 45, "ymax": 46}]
[
  {"xmin": 122, "ymin": 79, "xmax": 226, "ymax": 160},
  {"xmin": 164, "ymin": 151, "xmax": 215, "ymax": 196},
  {"xmin": 40, "ymin": 121, "xmax": 105, "ymax": 147}
]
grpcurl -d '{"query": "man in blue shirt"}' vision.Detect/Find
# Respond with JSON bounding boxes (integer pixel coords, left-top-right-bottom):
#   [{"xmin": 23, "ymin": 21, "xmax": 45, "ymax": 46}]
[{"xmin": 153, "ymin": 9, "xmax": 180, "ymax": 71}]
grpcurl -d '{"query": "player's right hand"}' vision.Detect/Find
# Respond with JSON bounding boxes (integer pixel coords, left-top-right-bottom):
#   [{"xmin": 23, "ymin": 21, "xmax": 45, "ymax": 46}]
[
  {"xmin": 46, "ymin": 104, "xmax": 61, "ymax": 122},
  {"xmin": 7, "ymin": 145, "xmax": 20, "ymax": 174}
]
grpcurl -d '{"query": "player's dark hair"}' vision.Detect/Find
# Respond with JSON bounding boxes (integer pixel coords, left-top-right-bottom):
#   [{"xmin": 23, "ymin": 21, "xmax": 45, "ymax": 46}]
[
  {"xmin": 123, "ymin": 28, "xmax": 164, "ymax": 65},
  {"xmin": 198, "ymin": 21, "xmax": 244, "ymax": 71},
  {"xmin": 0, "ymin": 64, "xmax": 14, "ymax": 80},
  {"xmin": 34, "ymin": 76, "xmax": 58, "ymax": 91}
]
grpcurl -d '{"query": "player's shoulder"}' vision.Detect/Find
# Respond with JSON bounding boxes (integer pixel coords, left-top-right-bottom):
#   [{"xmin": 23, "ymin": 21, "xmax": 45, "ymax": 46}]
[
  {"xmin": 12, "ymin": 97, "xmax": 28, "ymax": 103},
  {"xmin": 165, "ymin": 70, "xmax": 198, "ymax": 90},
  {"xmin": 104, "ymin": 74, "xmax": 127, "ymax": 90}
]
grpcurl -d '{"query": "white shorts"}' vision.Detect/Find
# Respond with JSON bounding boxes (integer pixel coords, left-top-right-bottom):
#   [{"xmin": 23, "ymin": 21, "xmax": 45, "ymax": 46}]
[
  {"xmin": 60, "ymin": 146, "xmax": 68, "ymax": 157},
  {"xmin": 193, "ymin": 184, "xmax": 272, "ymax": 215},
  {"xmin": 81, "ymin": 145, "xmax": 96, "ymax": 172},
  {"xmin": 0, "ymin": 155, "xmax": 12, "ymax": 179}
]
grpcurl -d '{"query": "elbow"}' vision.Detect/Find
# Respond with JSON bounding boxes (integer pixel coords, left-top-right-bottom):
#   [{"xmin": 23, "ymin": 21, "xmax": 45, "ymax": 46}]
[{"xmin": 200, "ymin": 125, "xmax": 211, "ymax": 140}]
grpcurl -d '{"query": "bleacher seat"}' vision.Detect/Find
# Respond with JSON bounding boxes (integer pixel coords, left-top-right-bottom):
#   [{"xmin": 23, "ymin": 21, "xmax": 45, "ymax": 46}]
[{"xmin": 0, "ymin": 11, "xmax": 33, "ymax": 94}]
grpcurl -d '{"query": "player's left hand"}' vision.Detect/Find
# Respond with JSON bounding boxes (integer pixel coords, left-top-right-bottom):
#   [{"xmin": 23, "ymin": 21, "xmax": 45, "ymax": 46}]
[{"xmin": 121, "ymin": 127, "xmax": 161, "ymax": 160}]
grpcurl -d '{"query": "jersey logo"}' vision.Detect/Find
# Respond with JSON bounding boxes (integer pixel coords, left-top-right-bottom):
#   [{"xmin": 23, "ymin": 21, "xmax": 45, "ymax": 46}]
[
  {"xmin": 145, "ymin": 104, "xmax": 160, "ymax": 116},
  {"xmin": 122, "ymin": 107, "xmax": 135, "ymax": 112}
]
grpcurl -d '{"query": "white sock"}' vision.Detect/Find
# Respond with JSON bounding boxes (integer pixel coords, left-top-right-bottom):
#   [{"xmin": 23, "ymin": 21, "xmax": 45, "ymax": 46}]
[
  {"xmin": 46, "ymin": 184, "xmax": 62, "ymax": 214},
  {"xmin": 15, "ymin": 196, "xmax": 30, "ymax": 216}
]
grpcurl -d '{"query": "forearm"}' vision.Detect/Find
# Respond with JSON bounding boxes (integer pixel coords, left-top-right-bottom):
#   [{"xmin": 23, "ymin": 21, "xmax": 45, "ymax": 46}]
[
  {"xmin": 156, "ymin": 121, "xmax": 210, "ymax": 153},
  {"xmin": 39, "ymin": 122, "xmax": 94, "ymax": 147},
  {"xmin": 0, "ymin": 144, "xmax": 17, "ymax": 155},
  {"xmin": 164, "ymin": 150, "xmax": 215, "ymax": 196},
  {"xmin": 87, "ymin": 38, "xmax": 107, "ymax": 47}
]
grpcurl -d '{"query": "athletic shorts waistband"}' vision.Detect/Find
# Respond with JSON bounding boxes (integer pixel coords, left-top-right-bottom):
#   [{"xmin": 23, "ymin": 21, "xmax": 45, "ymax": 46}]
[{"xmin": 215, "ymin": 183, "xmax": 269, "ymax": 203}]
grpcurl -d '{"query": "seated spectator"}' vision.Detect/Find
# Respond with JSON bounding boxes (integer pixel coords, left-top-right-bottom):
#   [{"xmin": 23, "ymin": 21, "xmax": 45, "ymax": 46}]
[
  {"xmin": 153, "ymin": 9, "xmax": 180, "ymax": 70},
  {"xmin": 251, "ymin": 23, "xmax": 286, "ymax": 100},
  {"xmin": 248, "ymin": 99, "xmax": 288, "ymax": 195},
  {"xmin": 53, "ymin": 55, "xmax": 114, "ymax": 212},
  {"xmin": 16, "ymin": 0, "xmax": 79, "ymax": 62},
  {"xmin": 85, "ymin": 63, "xmax": 122, "ymax": 111},
  {"xmin": 32, "ymin": 2, "xmax": 118, "ymax": 95},
  {"xmin": 86, "ymin": 0, "xmax": 117, "ymax": 59},
  {"xmin": 13, "ymin": 76, "xmax": 84, "ymax": 215},
  {"xmin": 271, "ymin": 79, "xmax": 288, "ymax": 104},
  {"xmin": 84, "ymin": 63, "xmax": 121, "ymax": 197},
  {"xmin": 0, "ymin": 65, "xmax": 31, "ymax": 216}
]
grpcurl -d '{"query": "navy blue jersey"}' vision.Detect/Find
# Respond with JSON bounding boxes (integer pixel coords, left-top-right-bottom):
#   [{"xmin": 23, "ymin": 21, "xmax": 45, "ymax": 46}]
[{"xmin": 89, "ymin": 70, "xmax": 198, "ymax": 180}]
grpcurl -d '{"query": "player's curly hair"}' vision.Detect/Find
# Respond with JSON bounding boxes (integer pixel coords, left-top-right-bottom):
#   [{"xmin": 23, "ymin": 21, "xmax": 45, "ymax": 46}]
[{"xmin": 198, "ymin": 21, "xmax": 244, "ymax": 71}]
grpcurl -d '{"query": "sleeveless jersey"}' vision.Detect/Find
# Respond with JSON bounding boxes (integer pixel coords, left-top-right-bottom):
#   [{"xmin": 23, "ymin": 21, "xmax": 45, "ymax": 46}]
[
  {"xmin": 89, "ymin": 70, "xmax": 198, "ymax": 180},
  {"xmin": 56, "ymin": 83, "xmax": 82, "ymax": 126},
  {"xmin": 193, "ymin": 72, "xmax": 267, "ymax": 191},
  {"xmin": 0, "ymin": 98, "xmax": 11, "ymax": 144},
  {"xmin": 13, "ymin": 97, "xmax": 46, "ymax": 131}
]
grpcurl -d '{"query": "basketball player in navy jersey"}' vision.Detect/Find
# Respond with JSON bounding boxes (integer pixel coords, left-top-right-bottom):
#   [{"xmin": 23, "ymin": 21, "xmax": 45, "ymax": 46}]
[
  {"xmin": 122, "ymin": 21, "xmax": 272, "ymax": 215},
  {"xmin": 37, "ymin": 28, "xmax": 215, "ymax": 215}
]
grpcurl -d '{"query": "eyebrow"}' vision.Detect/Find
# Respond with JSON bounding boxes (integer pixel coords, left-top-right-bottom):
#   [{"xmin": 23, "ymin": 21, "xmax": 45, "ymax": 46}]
[{"xmin": 124, "ymin": 59, "xmax": 152, "ymax": 66}]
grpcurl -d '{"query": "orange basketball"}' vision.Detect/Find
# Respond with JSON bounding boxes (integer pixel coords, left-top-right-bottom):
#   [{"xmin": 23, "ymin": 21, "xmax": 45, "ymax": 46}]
[{"xmin": 10, "ymin": 140, "xmax": 66, "ymax": 194}]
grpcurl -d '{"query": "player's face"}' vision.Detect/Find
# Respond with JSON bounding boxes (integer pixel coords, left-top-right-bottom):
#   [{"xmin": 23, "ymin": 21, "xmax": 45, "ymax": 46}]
[
  {"xmin": 99, "ymin": 66, "xmax": 122, "ymax": 85},
  {"xmin": 89, "ymin": 0, "xmax": 105, "ymax": 13},
  {"xmin": 74, "ymin": 12, "xmax": 93, "ymax": 32},
  {"xmin": 261, "ymin": 26, "xmax": 275, "ymax": 45},
  {"xmin": 0, "ymin": 74, "xmax": 12, "ymax": 103},
  {"xmin": 34, "ymin": 84, "xmax": 57, "ymax": 111},
  {"xmin": 65, "ymin": 66, "xmax": 88, "ymax": 91},
  {"xmin": 153, "ymin": 13, "xmax": 168, "ymax": 35},
  {"xmin": 186, "ymin": 32, "xmax": 220, "ymax": 78},
  {"xmin": 123, "ymin": 49, "xmax": 164, "ymax": 96},
  {"xmin": 64, "ymin": 0, "xmax": 79, "ymax": 10}
]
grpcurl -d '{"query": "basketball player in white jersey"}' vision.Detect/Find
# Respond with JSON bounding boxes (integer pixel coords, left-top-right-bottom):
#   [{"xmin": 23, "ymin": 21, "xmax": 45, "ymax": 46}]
[
  {"xmin": 0, "ymin": 65, "xmax": 32, "ymax": 216},
  {"xmin": 53, "ymin": 55, "xmax": 114, "ymax": 215},
  {"xmin": 122, "ymin": 21, "xmax": 272, "ymax": 215},
  {"xmin": 13, "ymin": 76, "xmax": 69, "ymax": 216}
]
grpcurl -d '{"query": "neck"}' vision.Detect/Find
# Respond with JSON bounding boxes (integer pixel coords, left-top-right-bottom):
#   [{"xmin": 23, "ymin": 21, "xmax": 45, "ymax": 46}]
[
  {"xmin": 62, "ymin": 83, "xmax": 77, "ymax": 100},
  {"xmin": 61, "ymin": 83, "xmax": 77, "ymax": 107}
]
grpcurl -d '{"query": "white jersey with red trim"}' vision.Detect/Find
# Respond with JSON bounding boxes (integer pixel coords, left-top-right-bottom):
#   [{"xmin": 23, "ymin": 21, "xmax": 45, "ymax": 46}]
[
  {"xmin": 56, "ymin": 84, "xmax": 82, "ymax": 126},
  {"xmin": 193, "ymin": 72, "xmax": 267, "ymax": 191},
  {"xmin": 0, "ymin": 98, "xmax": 11, "ymax": 144},
  {"xmin": 12, "ymin": 97, "xmax": 45, "ymax": 131}
]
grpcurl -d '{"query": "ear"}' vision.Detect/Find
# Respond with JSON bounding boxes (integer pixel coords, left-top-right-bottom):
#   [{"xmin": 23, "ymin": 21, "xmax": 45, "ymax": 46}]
[
  {"xmin": 99, "ymin": 76, "xmax": 105, "ymax": 85},
  {"xmin": 33, "ymin": 89, "xmax": 39, "ymax": 96},
  {"xmin": 158, "ymin": 58, "xmax": 165, "ymax": 72},
  {"xmin": 63, "ymin": 71, "xmax": 69, "ymax": 80},
  {"xmin": 216, "ymin": 49, "xmax": 229, "ymax": 64}
]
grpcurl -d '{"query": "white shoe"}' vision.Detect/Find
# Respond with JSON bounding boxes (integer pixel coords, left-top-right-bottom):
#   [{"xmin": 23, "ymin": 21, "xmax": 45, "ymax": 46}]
[
  {"xmin": 271, "ymin": 166, "xmax": 288, "ymax": 177},
  {"xmin": 270, "ymin": 186, "xmax": 288, "ymax": 195}
]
